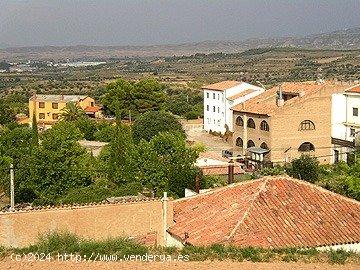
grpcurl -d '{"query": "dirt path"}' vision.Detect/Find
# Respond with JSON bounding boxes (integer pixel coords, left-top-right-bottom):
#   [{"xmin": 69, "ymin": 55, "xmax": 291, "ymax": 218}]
[{"xmin": 1, "ymin": 259, "xmax": 358, "ymax": 270}]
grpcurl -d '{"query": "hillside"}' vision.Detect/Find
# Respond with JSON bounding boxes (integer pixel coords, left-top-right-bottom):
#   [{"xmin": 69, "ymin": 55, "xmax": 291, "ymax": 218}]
[{"xmin": 0, "ymin": 28, "xmax": 359, "ymax": 61}]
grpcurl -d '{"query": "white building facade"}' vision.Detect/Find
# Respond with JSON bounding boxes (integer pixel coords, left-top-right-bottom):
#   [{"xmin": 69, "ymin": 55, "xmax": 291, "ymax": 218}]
[
  {"xmin": 203, "ymin": 81, "xmax": 264, "ymax": 134},
  {"xmin": 331, "ymin": 84, "xmax": 360, "ymax": 162}
]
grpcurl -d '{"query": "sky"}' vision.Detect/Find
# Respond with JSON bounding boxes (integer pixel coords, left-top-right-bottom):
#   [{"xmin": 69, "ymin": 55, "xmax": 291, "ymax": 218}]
[{"xmin": 0, "ymin": 0, "xmax": 359, "ymax": 47}]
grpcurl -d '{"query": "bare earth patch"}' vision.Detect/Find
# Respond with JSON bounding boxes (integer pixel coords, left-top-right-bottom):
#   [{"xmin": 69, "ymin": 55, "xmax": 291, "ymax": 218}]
[{"xmin": 1, "ymin": 259, "xmax": 359, "ymax": 270}]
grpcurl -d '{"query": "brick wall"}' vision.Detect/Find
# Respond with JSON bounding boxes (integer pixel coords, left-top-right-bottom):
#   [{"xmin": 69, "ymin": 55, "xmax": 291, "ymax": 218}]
[{"xmin": 0, "ymin": 199, "xmax": 173, "ymax": 248}]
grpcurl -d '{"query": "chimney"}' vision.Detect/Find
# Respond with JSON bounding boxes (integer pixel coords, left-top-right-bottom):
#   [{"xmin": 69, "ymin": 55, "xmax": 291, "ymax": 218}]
[
  {"xmin": 228, "ymin": 160, "xmax": 234, "ymax": 184},
  {"xmin": 299, "ymin": 91, "xmax": 305, "ymax": 97},
  {"xmin": 277, "ymin": 85, "xmax": 284, "ymax": 107}
]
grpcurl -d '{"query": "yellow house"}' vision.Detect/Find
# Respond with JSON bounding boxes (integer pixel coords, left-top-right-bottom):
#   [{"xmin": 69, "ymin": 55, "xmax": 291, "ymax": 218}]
[{"xmin": 29, "ymin": 94, "xmax": 99, "ymax": 129}]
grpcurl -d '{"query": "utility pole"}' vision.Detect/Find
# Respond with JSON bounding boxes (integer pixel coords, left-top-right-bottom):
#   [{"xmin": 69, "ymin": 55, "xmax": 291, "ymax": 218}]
[{"xmin": 10, "ymin": 164, "xmax": 15, "ymax": 211}]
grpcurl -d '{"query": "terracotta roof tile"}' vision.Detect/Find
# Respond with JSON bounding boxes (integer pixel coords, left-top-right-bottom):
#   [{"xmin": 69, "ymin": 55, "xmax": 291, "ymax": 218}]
[
  {"xmin": 202, "ymin": 81, "xmax": 242, "ymax": 91},
  {"xmin": 201, "ymin": 165, "xmax": 243, "ymax": 175},
  {"xmin": 227, "ymin": 89, "xmax": 255, "ymax": 101},
  {"xmin": 346, "ymin": 84, "xmax": 360, "ymax": 93},
  {"xmin": 84, "ymin": 105, "xmax": 101, "ymax": 113},
  {"xmin": 231, "ymin": 81, "xmax": 345, "ymax": 115},
  {"xmin": 168, "ymin": 176, "xmax": 360, "ymax": 248}
]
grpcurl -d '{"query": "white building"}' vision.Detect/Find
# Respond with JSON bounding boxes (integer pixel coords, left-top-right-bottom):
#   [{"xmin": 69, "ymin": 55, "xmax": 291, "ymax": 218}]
[
  {"xmin": 202, "ymin": 81, "xmax": 264, "ymax": 134},
  {"xmin": 331, "ymin": 84, "xmax": 360, "ymax": 162}
]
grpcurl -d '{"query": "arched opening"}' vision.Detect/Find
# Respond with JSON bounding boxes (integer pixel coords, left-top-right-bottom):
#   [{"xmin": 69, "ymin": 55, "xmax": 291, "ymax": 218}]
[
  {"xmin": 235, "ymin": 116, "xmax": 244, "ymax": 126},
  {"xmin": 236, "ymin": 137, "xmax": 243, "ymax": 147},
  {"xmin": 247, "ymin": 140, "xmax": 255, "ymax": 148},
  {"xmin": 260, "ymin": 120, "xmax": 269, "ymax": 131},
  {"xmin": 298, "ymin": 142, "xmax": 315, "ymax": 152},
  {"xmin": 260, "ymin": 142, "xmax": 269, "ymax": 150},
  {"xmin": 247, "ymin": 118, "xmax": 256, "ymax": 129},
  {"xmin": 299, "ymin": 120, "xmax": 315, "ymax": 131}
]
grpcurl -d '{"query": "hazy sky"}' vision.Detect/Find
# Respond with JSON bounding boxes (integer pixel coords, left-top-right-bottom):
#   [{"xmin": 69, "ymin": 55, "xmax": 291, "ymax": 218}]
[{"xmin": 0, "ymin": 0, "xmax": 359, "ymax": 47}]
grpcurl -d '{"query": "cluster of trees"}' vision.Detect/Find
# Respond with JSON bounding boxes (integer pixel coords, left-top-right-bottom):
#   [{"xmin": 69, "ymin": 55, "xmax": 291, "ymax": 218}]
[
  {"xmin": 256, "ymin": 155, "xmax": 360, "ymax": 201},
  {"xmin": 0, "ymin": 109, "xmax": 199, "ymax": 206},
  {"xmin": 101, "ymin": 78, "xmax": 203, "ymax": 120}
]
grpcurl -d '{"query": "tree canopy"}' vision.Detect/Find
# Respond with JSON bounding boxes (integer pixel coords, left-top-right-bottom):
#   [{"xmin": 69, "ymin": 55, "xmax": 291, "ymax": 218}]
[{"xmin": 132, "ymin": 111, "xmax": 185, "ymax": 142}]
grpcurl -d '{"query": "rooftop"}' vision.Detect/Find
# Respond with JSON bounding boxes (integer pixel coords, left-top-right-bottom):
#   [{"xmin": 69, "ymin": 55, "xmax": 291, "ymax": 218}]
[
  {"xmin": 231, "ymin": 81, "xmax": 346, "ymax": 115},
  {"xmin": 345, "ymin": 84, "xmax": 360, "ymax": 94},
  {"xmin": 202, "ymin": 81, "xmax": 242, "ymax": 91},
  {"xmin": 168, "ymin": 176, "xmax": 360, "ymax": 248},
  {"xmin": 227, "ymin": 89, "xmax": 256, "ymax": 101},
  {"xmin": 29, "ymin": 94, "xmax": 89, "ymax": 103}
]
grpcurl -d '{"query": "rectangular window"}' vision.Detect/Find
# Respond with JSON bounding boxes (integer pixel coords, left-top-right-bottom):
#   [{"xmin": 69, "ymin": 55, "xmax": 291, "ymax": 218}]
[
  {"xmin": 52, "ymin": 102, "xmax": 58, "ymax": 109},
  {"xmin": 213, "ymin": 106, "xmax": 216, "ymax": 112},
  {"xmin": 353, "ymin": 107, "xmax": 358, "ymax": 116},
  {"xmin": 206, "ymin": 105, "xmax": 209, "ymax": 111},
  {"xmin": 39, "ymin": 102, "xmax": 45, "ymax": 108},
  {"xmin": 52, "ymin": 113, "xmax": 59, "ymax": 120},
  {"xmin": 350, "ymin": 128, "xmax": 356, "ymax": 137},
  {"xmin": 90, "ymin": 102, "xmax": 94, "ymax": 107},
  {"xmin": 207, "ymin": 118, "xmax": 211, "ymax": 124},
  {"xmin": 218, "ymin": 94, "xmax": 220, "ymax": 100},
  {"xmin": 206, "ymin": 93, "xmax": 209, "ymax": 98},
  {"xmin": 213, "ymin": 93, "xmax": 216, "ymax": 99},
  {"xmin": 217, "ymin": 107, "xmax": 220, "ymax": 113},
  {"xmin": 39, "ymin": 113, "xmax": 45, "ymax": 119}
]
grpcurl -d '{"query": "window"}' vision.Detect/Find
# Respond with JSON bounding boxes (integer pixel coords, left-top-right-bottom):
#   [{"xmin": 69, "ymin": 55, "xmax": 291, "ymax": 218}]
[
  {"xmin": 299, "ymin": 120, "xmax": 315, "ymax": 131},
  {"xmin": 298, "ymin": 142, "xmax": 315, "ymax": 152},
  {"xmin": 52, "ymin": 113, "xmax": 59, "ymax": 120},
  {"xmin": 206, "ymin": 93, "xmax": 209, "ymax": 98},
  {"xmin": 353, "ymin": 108, "xmax": 358, "ymax": 117},
  {"xmin": 213, "ymin": 93, "xmax": 216, "ymax": 99},
  {"xmin": 235, "ymin": 116, "xmax": 244, "ymax": 126},
  {"xmin": 207, "ymin": 118, "xmax": 211, "ymax": 124},
  {"xmin": 217, "ymin": 107, "xmax": 220, "ymax": 113},
  {"xmin": 260, "ymin": 120, "xmax": 269, "ymax": 131},
  {"xmin": 52, "ymin": 102, "xmax": 58, "ymax": 109},
  {"xmin": 39, "ymin": 102, "xmax": 45, "ymax": 108},
  {"xmin": 247, "ymin": 118, "xmax": 256, "ymax": 129},
  {"xmin": 247, "ymin": 140, "xmax": 255, "ymax": 148},
  {"xmin": 218, "ymin": 94, "xmax": 220, "ymax": 100},
  {"xmin": 90, "ymin": 102, "xmax": 94, "ymax": 107},
  {"xmin": 206, "ymin": 105, "xmax": 209, "ymax": 111},
  {"xmin": 217, "ymin": 120, "xmax": 220, "ymax": 126},
  {"xmin": 350, "ymin": 128, "xmax": 356, "ymax": 137},
  {"xmin": 39, "ymin": 113, "xmax": 45, "ymax": 119},
  {"xmin": 260, "ymin": 142, "xmax": 269, "ymax": 150},
  {"xmin": 236, "ymin": 137, "xmax": 243, "ymax": 147},
  {"xmin": 213, "ymin": 106, "xmax": 216, "ymax": 112}
]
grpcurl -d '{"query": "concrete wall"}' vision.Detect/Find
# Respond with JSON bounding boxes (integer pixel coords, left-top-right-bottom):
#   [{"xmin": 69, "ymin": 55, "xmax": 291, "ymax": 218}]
[{"xmin": 0, "ymin": 199, "xmax": 173, "ymax": 248}]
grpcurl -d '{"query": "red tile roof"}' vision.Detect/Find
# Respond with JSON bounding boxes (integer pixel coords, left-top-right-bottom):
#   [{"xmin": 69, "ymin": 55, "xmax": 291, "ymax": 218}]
[
  {"xmin": 168, "ymin": 176, "xmax": 360, "ymax": 248},
  {"xmin": 84, "ymin": 106, "xmax": 101, "ymax": 113},
  {"xmin": 201, "ymin": 165, "xmax": 243, "ymax": 176},
  {"xmin": 231, "ymin": 81, "xmax": 347, "ymax": 115},
  {"xmin": 202, "ymin": 81, "xmax": 242, "ymax": 91},
  {"xmin": 227, "ymin": 89, "xmax": 255, "ymax": 101},
  {"xmin": 346, "ymin": 85, "xmax": 360, "ymax": 93}
]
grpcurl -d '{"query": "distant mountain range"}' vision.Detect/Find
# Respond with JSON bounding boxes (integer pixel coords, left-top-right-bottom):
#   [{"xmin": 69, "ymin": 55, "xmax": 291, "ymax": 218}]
[{"xmin": 1, "ymin": 27, "xmax": 359, "ymax": 61}]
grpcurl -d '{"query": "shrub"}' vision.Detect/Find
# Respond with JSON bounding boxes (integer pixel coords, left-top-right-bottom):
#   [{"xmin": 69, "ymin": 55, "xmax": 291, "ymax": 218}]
[
  {"xmin": 287, "ymin": 155, "xmax": 320, "ymax": 183},
  {"xmin": 328, "ymin": 249, "xmax": 352, "ymax": 264}
]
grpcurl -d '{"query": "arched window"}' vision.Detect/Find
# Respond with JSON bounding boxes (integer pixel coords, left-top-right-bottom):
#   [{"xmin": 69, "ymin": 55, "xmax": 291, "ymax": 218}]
[
  {"xmin": 299, "ymin": 120, "xmax": 315, "ymax": 131},
  {"xmin": 260, "ymin": 142, "xmax": 269, "ymax": 150},
  {"xmin": 247, "ymin": 118, "xmax": 256, "ymax": 129},
  {"xmin": 298, "ymin": 142, "xmax": 315, "ymax": 152},
  {"xmin": 260, "ymin": 120, "xmax": 269, "ymax": 131},
  {"xmin": 236, "ymin": 137, "xmax": 243, "ymax": 147},
  {"xmin": 247, "ymin": 140, "xmax": 255, "ymax": 148},
  {"xmin": 235, "ymin": 116, "xmax": 244, "ymax": 126}
]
